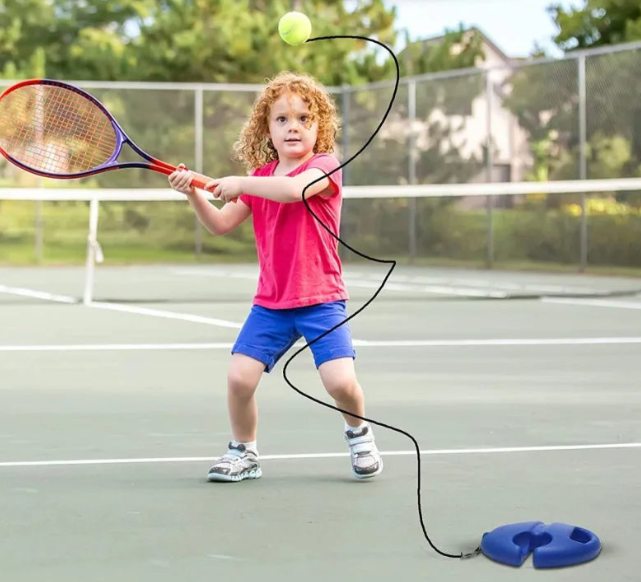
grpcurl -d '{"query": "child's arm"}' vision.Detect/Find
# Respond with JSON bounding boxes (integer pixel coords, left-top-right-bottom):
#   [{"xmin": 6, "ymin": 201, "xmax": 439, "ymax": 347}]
[
  {"xmin": 186, "ymin": 190, "xmax": 251, "ymax": 235},
  {"xmin": 206, "ymin": 168, "xmax": 336, "ymax": 204},
  {"xmin": 168, "ymin": 166, "xmax": 250, "ymax": 235}
]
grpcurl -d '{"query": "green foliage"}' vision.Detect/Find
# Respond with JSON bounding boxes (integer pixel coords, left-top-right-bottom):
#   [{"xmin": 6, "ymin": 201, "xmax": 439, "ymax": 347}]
[
  {"xmin": 0, "ymin": 0, "xmax": 154, "ymax": 80},
  {"xmin": 344, "ymin": 201, "xmax": 641, "ymax": 268},
  {"xmin": 0, "ymin": 0, "xmax": 399, "ymax": 85},
  {"xmin": 397, "ymin": 26, "xmax": 484, "ymax": 77},
  {"xmin": 3, "ymin": 197, "xmax": 641, "ymax": 270},
  {"xmin": 0, "ymin": 0, "xmax": 493, "ymax": 190},
  {"xmin": 549, "ymin": 0, "xmax": 641, "ymax": 51}
]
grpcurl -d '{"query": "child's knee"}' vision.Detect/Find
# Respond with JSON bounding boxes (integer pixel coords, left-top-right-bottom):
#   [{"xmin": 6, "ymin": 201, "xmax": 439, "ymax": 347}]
[
  {"xmin": 324, "ymin": 376, "xmax": 359, "ymax": 401},
  {"xmin": 227, "ymin": 367, "xmax": 258, "ymax": 399}
]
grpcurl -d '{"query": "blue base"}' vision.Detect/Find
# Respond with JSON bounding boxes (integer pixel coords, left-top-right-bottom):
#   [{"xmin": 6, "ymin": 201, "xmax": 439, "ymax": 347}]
[{"xmin": 481, "ymin": 521, "xmax": 601, "ymax": 568}]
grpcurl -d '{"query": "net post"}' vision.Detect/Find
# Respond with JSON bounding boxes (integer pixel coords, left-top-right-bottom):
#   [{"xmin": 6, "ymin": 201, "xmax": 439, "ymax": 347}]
[
  {"xmin": 35, "ymin": 175, "xmax": 44, "ymax": 263},
  {"xmin": 35, "ymin": 199, "xmax": 43, "ymax": 263},
  {"xmin": 578, "ymin": 55, "xmax": 588, "ymax": 272},
  {"xmin": 408, "ymin": 79, "xmax": 418, "ymax": 263},
  {"xmin": 485, "ymin": 72, "xmax": 495, "ymax": 269},
  {"xmin": 83, "ymin": 197, "xmax": 100, "ymax": 305}
]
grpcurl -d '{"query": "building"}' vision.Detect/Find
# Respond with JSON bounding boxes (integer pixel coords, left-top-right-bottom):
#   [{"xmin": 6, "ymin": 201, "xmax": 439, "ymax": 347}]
[{"xmin": 397, "ymin": 27, "xmax": 533, "ymax": 190}]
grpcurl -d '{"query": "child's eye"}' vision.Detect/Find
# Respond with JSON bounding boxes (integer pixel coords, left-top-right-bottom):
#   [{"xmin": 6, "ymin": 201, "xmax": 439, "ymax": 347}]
[
  {"xmin": 300, "ymin": 116, "xmax": 308, "ymax": 123},
  {"xmin": 277, "ymin": 116, "xmax": 286, "ymax": 123}
]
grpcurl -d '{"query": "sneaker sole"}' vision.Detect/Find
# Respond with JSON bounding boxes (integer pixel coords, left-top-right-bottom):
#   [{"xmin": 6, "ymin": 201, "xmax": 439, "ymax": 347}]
[
  {"xmin": 352, "ymin": 458, "xmax": 383, "ymax": 480},
  {"xmin": 207, "ymin": 467, "xmax": 262, "ymax": 483}
]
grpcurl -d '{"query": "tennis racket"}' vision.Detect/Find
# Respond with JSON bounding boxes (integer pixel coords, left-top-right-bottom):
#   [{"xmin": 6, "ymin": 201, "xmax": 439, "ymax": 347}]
[{"xmin": 0, "ymin": 78, "xmax": 212, "ymax": 190}]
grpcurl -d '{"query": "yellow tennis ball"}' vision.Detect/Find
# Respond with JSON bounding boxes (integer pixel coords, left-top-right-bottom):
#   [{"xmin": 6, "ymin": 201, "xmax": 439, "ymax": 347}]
[{"xmin": 278, "ymin": 11, "xmax": 312, "ymax": 46}]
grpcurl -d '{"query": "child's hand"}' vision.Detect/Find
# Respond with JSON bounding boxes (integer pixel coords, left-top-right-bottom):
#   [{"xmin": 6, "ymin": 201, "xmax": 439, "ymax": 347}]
[
  {"xmin": 168, "ymin": 164, "xmax": 196, "ymax": 196},
  {"xmin": 205, "ymin": 176, "xmax": 242, "ymax": 203}
]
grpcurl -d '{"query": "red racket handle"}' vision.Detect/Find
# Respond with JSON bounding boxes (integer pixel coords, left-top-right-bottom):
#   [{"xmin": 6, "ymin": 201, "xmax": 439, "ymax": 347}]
[
  {"xmin": 165, "ymin": 165, "xmax": 237, "ymax": 203},
  {"xmin": 191, "ymin": 173, "xmax": 238, "ymax": 204}
]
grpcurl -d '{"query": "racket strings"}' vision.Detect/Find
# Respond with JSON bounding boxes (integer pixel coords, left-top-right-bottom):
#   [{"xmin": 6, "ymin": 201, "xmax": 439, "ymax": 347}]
[{"xmin": 0, "ymin": 84, "xmax": 117, "ymax": 174}]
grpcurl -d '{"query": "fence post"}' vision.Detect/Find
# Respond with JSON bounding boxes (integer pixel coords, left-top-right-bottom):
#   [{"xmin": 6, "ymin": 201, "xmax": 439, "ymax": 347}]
[
  {"xmin": 35, "ymin": 189, "xmax": 43, "ymax": 263},
  {"xmin": 35, "ymin": 88, "xmax": 44, "ymax": 262},
  {"xmin": 408, "ymin": 79, "xmax": 417, "ymax": 262},
  {"xmin": 578, "ymin": 55, "xmax": 588, "ymax": 272},
  {"xmin": 339, "ymin": 85, "xmax": 349, "ymax": 261},
  {"xmin": 485, "ymin": 72, "xmax": 494, "ymax": 268},
  {"xmin": 341, "ymin": 84, "xmax": 350, "ymax": 184},
  {"xmin": 194, "ymin": 88, "xmax": 204, "ymax": 257}
]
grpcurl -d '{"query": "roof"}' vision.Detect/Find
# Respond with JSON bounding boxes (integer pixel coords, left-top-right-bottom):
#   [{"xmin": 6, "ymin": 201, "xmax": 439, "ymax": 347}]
[{"xmin": 400, "ymin": 26, "xmax": 515, "ymax": 63}]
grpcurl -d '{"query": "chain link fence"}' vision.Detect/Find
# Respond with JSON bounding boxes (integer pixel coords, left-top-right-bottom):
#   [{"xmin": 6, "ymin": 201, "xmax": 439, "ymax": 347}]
[{"xmin": 1, "ymin": 42, "xmax": 641, "ymax": 270}]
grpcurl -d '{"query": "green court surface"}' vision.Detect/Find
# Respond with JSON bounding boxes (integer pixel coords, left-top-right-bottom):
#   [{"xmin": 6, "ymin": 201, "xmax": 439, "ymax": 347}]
[{"xmin": 1, "ymin": 265, "xmax": 640, "ymax": 581}]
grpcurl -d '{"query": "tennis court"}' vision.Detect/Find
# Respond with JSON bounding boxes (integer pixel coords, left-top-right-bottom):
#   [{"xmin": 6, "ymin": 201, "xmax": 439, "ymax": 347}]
[
  {"xmin": 1, "ymin": 263, "xmax": 640, "ymax": 581},
  {"xmin": 1, "ymin": 9, "xmax": 641, "ymax": 580}
]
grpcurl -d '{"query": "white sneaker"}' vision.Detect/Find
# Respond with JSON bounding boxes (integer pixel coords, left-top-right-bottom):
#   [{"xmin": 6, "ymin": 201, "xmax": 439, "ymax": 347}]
[
  {"xmin": 345, "ymin": 424, "xmax": 383, "ymax": 479},
  {"xmin": 207, "ymin": 442, "xmax": 262, "ymax": 482}
]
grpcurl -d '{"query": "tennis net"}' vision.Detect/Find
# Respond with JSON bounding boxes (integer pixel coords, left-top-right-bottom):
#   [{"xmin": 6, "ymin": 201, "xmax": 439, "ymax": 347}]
[{"xmin": 1, "ymin": 178, "xmax": 641, "ymax": 304}]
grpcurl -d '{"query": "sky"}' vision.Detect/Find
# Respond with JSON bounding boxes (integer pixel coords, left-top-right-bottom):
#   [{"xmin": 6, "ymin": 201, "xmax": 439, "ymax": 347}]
[{"xmin": 385, "ymin": 0, "xmax": 576, "ymax": 58}]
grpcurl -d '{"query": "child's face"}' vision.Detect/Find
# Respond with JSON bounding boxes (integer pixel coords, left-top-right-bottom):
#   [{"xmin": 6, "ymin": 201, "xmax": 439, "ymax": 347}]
[{"xmin": 267, "ymin": 92, "xmax": 318, "ymax": 162}]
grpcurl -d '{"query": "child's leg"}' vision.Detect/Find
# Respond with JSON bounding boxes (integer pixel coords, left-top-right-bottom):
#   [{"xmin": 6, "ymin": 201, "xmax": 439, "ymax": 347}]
[
  {"xmin": 318, "ymin": 357, "xmax": 383, "ymax": 479},
  {"xmin": 207, "ymin": 304, "xmax": 299, "ymax": 483},
  {"xmin": 227, "ymin": 353, "xmax": 265, "ymax": 443},
  {"xmin": 293, "ymin": 300, "xmax": 382, "ymax": 479},
  {"xmin": 317, "ymin": 357, "xmax": 365, "ymax": 427},
  {"xmin": 207, "ymin": 353, "xmax": 264, "ymax": 483},
  {"xmin": 294, "ymin": 300, "xmax": 364, "ymax": 426}
]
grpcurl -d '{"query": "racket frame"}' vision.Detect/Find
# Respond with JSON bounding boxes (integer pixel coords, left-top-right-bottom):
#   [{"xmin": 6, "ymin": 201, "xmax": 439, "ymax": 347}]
[{"xmin": 0, "ymin": 78, "xmax": 199, "ymax": 184}]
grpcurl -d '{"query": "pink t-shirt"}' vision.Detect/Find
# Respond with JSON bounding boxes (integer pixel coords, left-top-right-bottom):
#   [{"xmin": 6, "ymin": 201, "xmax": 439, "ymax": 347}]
[{"xmin": 239, "ymin": 153, "xmax": 349, "ymax": 309}]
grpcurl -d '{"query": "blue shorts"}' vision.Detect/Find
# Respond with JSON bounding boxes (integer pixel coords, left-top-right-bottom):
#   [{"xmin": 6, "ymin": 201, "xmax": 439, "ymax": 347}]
[{"xmin": 232, "ymin": 301, "xmax": 356, "ymax": 373}]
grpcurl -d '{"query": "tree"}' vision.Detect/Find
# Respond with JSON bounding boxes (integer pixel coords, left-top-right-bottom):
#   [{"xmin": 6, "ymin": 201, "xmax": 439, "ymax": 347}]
[
  {"xmin": 0, "ymin": 0, "xmax": 488, "ymax": 189},
  {"xmin": 397, "ymin": 25, "xmax": 484, "ymax": 77},
  {"xmin": 0, "ymin": 0, "xmax": 400, "ymax": 85},
  {"xmin": 548, "ymin": 0, "xmax": 641, "ymax": 51},
  {"xmin": 0, "ymin": 0, "xmax": 156, "ymax": 80}
]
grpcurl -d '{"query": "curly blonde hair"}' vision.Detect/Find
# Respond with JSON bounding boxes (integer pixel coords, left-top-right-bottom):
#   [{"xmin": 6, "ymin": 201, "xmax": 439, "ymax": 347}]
[{"xmin": 233, "ymin": 71, "xmax": 340, "ymax": 172}]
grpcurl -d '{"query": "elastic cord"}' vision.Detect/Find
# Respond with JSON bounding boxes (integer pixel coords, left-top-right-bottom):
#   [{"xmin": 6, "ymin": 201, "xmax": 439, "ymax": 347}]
[{"xmin": 281, "ymin": 34, "xmax": 481, "ymax": 560}]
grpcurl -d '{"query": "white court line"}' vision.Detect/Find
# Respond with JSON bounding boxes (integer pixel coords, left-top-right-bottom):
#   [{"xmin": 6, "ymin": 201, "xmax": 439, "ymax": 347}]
[
  {"xmin": 174, "ymin": 268, "xmax": 608, "ymax": 297},
  {"xmin": 173, "ymin": 268, "xmax": 508, "ymax": 298},
  {"xmin": 342, "ymin": 279, "xmax": 508, "ymax": 298},
  {"xmin": 542, "ymin": 297, "xmax": 641, "ymax": 310},
  {"xmin": 0, "ymin": 343, "xmax": 234, "ymax": 352},
  {"xmin": 0, "ymin": 284, "xmax": 77, "ymax": 304},
  {"xmin": 173, "ymin": 268, "xmax": 258, "ymax": 279},
  {"xmin": 0, "ymin": 282, "xmax": 244, "ymax": 329},
  {"xmin": 88, "ymin": 301, "xmax": 243, "ymax": 329},
  {"xmin": 1, "ymin": 442, "xmax": 639, "ymax": 469},
  {"xmin": 353, "ymin": 337, "xmax": 641, "ymax": 347},
  {"xmin": 3, "ymin": 337, "xmax": 641, "ymax": 352},
  {"xmin": 379, "ymin": 275, "xmax": 601, "ymax": 295}
]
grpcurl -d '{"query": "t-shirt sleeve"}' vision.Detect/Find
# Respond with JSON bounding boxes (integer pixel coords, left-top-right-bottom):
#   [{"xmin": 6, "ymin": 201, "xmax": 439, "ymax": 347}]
[
  {"xmin": 239, "ymin": 192, "xmax": 252, "ymax": 207},
  {"xmin": 306, "ymin": 154, "xmax": 342, "ymax": 197}
]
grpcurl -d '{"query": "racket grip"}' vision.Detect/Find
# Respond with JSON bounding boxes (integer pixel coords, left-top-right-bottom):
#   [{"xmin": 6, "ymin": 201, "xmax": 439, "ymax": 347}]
[
  {"xmin": 189, "ymin": 173, "xmax": 238, "ymax": 203},
  {"xmin": 188, "ymin": 173, "xmax": 212, "ymax": 190}
]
